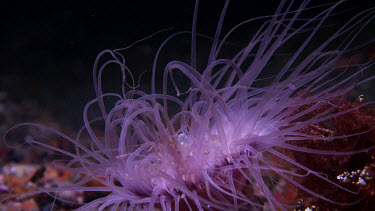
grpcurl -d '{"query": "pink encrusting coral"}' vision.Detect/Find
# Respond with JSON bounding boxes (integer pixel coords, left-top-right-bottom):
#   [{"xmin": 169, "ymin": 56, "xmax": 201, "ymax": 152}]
[{"xmin": 3, "ymin": 0, "xmax": 375, "ymax": 210}]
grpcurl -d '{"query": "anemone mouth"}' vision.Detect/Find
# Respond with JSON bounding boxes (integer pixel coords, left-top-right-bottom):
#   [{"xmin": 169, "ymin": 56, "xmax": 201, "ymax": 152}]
[{"xmin": 2, "ymin": 0, "xmax": 375, "ymax": 210}]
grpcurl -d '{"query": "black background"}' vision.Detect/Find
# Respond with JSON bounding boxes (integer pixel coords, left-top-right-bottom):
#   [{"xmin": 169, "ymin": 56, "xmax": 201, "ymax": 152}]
[{"xmin": 0, "ymin": 0, "xmax": 373, "ymax": 128}]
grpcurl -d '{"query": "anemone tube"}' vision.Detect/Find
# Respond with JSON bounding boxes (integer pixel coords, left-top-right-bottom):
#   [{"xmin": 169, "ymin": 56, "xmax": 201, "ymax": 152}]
[{"xmin": 3, "ymin": 0, "xmax": 375, "ymax": 210}]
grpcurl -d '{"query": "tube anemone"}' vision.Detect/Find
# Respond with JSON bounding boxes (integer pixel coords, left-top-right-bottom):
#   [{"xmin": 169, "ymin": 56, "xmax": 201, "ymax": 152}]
[{"xmin": 3, "ymin": 0, "xmax": 375, "ymax": 210}]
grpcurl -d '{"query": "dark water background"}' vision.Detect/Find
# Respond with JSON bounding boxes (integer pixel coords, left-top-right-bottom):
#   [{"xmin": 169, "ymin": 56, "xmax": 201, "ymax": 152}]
[{"xmin": 1, "ymin": 0, "xmax": 373, "ymax": 129}]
